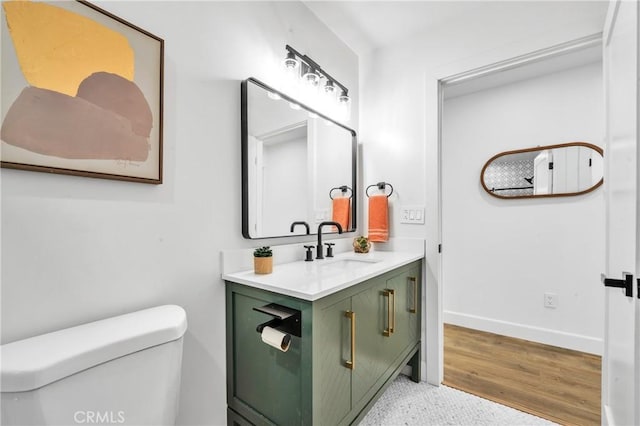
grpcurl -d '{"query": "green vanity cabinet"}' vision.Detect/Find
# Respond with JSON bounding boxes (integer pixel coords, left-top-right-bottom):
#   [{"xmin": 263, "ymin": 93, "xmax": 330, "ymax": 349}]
[{"xmin": 226, "ymin": 260, "xmax": 422, "ymax": 426}]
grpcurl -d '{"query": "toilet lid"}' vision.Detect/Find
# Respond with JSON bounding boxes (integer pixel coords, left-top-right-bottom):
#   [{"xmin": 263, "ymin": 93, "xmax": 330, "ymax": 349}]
[{"xmin": 0, "ymin": 305, "xmax": 187, "ymax": 392}]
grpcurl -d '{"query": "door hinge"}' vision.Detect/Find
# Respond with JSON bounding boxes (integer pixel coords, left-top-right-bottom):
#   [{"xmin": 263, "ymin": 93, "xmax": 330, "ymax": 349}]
[
  {"xmin": 548, "ymin": 162, "xmax": 554, "ymax": 170},
  {"xmin": 438, "ymin": 244, "xmax": 442, "ymax": 253},
  {"xmin": 637, "ymin": 278, "xmax": 639, "ymax": 299},
  {"xmin": 601, "ymin": 273, "xmax": 633, "ymax": 298}
]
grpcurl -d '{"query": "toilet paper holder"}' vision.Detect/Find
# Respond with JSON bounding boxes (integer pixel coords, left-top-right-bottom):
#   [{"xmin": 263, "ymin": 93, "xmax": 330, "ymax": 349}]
[{"xmin": 253, "ymin": 303, "xmax": 301, "ymax": 338}]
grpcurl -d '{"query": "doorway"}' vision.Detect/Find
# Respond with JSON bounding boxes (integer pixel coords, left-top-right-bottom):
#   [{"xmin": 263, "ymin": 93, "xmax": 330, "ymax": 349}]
[{"xmin": 439, "ymin": 41, "xmax": 604, "ymax": 423}]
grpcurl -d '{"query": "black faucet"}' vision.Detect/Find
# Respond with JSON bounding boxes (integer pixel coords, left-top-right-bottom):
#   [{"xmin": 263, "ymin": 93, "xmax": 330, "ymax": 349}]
[
  {"xmin": 316, "ymin": 221, "xmax": 343, "ymax": 259},
  {"xmin": 290, "ymin": 221, "xmax": 310, "ymax": 235}
]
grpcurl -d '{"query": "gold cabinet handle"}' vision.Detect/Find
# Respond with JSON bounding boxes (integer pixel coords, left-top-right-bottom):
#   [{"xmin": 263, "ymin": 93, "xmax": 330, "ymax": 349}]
[
  {"xmin": 391, "ymin": 289, "xmax": 395, "ymax": 334},
  {"xmin": 409, "ymin": 276, "xmax": 417, "ymax": 313},
  {"xmin": 383, "ymin": 289, "xmax": 395, "ymax": 336},
  {"xmin": 345, "ymin": 311, "xmax": 355, "ymax": 370}
]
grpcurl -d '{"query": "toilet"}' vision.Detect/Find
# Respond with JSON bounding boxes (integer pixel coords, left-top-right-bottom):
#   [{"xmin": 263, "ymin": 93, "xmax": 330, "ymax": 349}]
[{"xmin": 1, "ymin": 305, "xmax": 187, "ymax": 426}]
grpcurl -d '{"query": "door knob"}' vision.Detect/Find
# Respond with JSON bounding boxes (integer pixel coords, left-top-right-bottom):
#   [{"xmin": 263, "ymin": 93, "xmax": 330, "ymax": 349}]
[{"xmin": 601, "ymin": 273, "xmax": 633, "ymax": 298}]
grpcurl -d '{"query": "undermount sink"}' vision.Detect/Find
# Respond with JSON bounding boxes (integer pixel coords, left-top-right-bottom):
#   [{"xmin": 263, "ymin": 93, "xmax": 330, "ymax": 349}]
[{"xmin": 319, "ymin": 257, "xmax": 381, "ymax": 272}]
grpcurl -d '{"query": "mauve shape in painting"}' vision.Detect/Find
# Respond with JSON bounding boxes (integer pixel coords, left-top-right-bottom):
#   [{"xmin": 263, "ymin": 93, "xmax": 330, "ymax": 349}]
[
  {"xmin": 1, "ymin": 87, "xmax": 149, "ymax": 161},
  {"xmin": 76, "ymin": 72, "xmax": 153, "ymax": 137}
]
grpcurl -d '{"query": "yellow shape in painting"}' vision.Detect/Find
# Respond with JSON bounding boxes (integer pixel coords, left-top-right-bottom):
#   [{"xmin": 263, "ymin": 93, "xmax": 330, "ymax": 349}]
[{"xmin": 3, "ymin": 1, "xmax": 134, "ymax": 97}]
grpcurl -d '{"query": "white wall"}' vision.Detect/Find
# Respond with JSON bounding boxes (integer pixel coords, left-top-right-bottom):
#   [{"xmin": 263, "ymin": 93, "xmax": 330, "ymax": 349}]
[
  {"xmin": 360, "ymin": 3, "xmax": 607, "ymax": 240},
  {"xmin": 0, "ymin": 2, "xmax": 357, "ymax": 425},
  {"xmin": 442, "ymin": 61, "xmax": 605, "ymax": 354},
  {"xmin": 359, "ymin": 1, "xmax": 607, "ymax": 382}
]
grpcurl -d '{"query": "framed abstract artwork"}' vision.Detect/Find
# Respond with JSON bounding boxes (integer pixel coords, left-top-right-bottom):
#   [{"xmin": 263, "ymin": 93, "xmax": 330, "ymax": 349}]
[{"xmin": 1, "ymin": 0, "xmax": 164, "ymax": 184}]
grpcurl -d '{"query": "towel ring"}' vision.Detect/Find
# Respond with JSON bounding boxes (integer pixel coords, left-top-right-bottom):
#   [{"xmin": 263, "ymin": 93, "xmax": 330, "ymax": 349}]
[
  {"xmin": 366, "ymin": 182, "xmax": 394, "ymax": 198},
  {"xmin": 329, "ymin": 185, "xmax": 353, "ymax": 200}
]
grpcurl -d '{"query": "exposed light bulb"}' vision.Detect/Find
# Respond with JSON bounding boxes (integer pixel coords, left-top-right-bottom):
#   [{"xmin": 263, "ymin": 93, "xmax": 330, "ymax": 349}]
[
  {"xmin": 302, "ymin": 69, "xmax": 321, "ymax": 88},
  {"xmin": 298, "ymin": 63, "xmax": 320, "ymax": 106},
  {"xmin": 267, "ymin": 91, "xmax": 281, "ymax": 100},
  {"xmin": 338, "ymin": 90, "xmax": 350, "ymax": 105},
  {"xmin": 283, "ymin": 51, "xmax": 299, "ymax": 70},
  {"xmin": 319, "ymin": 80, "xmax": 337, "ymax": 116},
  {"xmin": 282, "ymin": 51, "xmax": 300, "ymax": 98},
  {"xmin": 324, "ymin": 80, "xmax": 336, "ymax": 95},
  {"xmin": 338, "ymin": 90, "xmax": 351, "ymax": 122}
]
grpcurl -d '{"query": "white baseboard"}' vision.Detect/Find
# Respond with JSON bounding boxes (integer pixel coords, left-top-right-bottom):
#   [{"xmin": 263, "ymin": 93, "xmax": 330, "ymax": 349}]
[
  {"xmin": 444, "ymin": 310, "xmax": 603, "ymax": 355},
  {"xmin": 603, "ymin": 404, "xmax": 613, "ymax": 426},
  {"xmin": 421, "ymin": 361, "xmax": 431, "ymax": 384}
]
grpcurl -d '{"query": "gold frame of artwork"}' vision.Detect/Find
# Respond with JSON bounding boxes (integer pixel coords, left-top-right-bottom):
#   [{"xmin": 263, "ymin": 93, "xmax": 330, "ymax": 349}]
[{"xmin": 0, "ymin": 0, "xmax": 164, "ymax": 184}]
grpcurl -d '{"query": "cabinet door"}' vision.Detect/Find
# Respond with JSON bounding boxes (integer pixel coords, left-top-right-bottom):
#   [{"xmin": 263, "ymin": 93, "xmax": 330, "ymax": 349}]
[
  {"xmin": 312, "ymin": 297, "xmax": 352, "ymax": 425},
  {"xmin": 351, "ymin": 276, "xmax": 398, "ymax": 407},
  {"xmin": 388, "ymin": 265, "xmax": 421, "ymax": 356},
  {"xmin": 230, "ymin": 291, "xmax": 304, "ymax": 425}
]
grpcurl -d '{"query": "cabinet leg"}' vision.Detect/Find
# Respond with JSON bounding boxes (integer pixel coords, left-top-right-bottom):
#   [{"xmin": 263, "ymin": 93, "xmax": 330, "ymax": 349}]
[{"xmin": 408, "ymin": 348, "xmax": 421, "ymax": 383}]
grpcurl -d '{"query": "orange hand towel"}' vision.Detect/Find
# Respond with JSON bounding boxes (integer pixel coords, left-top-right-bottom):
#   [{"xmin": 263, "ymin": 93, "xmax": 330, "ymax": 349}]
[
  {"xmin": 368, "ymin": 194, "xmax": 389, "ymax": 242},
  {"xmin": 332, "ymin": 197, "xmax": 351, "ymax": 231}
]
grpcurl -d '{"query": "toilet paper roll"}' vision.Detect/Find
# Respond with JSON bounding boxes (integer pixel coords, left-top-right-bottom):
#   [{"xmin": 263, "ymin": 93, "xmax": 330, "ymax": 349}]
[{"xmin": 261, "ymin": 326, "xmax": 291, "ymax": 352}]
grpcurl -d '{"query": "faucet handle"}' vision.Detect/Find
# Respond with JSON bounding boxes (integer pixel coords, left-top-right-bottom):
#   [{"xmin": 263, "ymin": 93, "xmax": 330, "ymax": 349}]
[
  {"xmin": 324, "ymin": 242, "xmax": 336, "ymax": 258},
  {"xmin": 303, "ymin": 245, "xmax": 314, "ymax": 262}
]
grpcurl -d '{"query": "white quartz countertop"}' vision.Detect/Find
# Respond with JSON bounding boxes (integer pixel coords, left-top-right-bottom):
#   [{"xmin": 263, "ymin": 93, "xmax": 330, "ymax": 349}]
[{"xmin": 222, "ymin": 249, "xmax": 424, "ymax": 301}]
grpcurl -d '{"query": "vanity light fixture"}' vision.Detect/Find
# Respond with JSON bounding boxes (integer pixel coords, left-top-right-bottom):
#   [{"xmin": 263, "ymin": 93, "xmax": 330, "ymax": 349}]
[{"xmin": 282, "ymin": 44, "xmax": 351, "ymax": 122}]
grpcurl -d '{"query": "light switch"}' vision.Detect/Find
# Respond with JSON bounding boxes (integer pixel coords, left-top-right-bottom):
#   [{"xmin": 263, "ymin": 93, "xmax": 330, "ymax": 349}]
[{"xmin": 399, "ymin": 205, "xmax": 425, "ymax": 224}]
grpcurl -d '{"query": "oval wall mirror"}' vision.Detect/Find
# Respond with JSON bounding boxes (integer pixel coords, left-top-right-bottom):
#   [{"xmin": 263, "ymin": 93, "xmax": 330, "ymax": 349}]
[{"xmin": 480, "ymin": 142, "xmax": 603, "ymax": 199}]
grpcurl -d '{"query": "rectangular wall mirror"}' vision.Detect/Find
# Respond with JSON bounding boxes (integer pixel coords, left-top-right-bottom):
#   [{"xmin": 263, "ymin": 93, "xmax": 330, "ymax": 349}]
[{"xmin": 241, "ymin": 77, "xmax": 357, "ymax": 239}]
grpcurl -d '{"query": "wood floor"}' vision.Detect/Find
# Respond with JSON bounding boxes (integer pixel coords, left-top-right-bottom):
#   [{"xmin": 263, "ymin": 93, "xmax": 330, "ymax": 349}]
[{"xmin": 443, "ymin": 324, "xmax": 601, "ymax": 426}]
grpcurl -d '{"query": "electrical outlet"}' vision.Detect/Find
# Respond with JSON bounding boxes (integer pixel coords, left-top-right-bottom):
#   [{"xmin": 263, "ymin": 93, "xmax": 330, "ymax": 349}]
[{"xmin": 544, "ymin": 292, "xmax": 558, "ymax": 309}]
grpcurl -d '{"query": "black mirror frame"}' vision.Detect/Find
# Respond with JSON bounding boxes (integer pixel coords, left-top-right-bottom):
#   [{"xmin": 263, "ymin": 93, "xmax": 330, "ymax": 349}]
[
  {"xmin": 241, "ymin": 77, "xmax": 358, "ymax": 239},
  {"xmin": 480, "ymin": 141, "xmax": 604, "ymax": 200}
]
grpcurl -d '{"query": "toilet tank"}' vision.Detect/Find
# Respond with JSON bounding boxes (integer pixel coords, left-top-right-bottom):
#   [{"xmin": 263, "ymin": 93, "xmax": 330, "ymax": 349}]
[{"xmin": 1, "ymin": 305, "xmax": 187, "ymax": 426}]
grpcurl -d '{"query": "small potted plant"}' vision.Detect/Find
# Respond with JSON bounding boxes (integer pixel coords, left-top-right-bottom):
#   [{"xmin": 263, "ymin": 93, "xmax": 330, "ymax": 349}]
[
  {"xmin": 253, "ymin": 246, "xmax": 273, "ymax": 274},
  {"xmin": 353, "ymin": 236, "xmax": 371, "ymax": 254}
]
